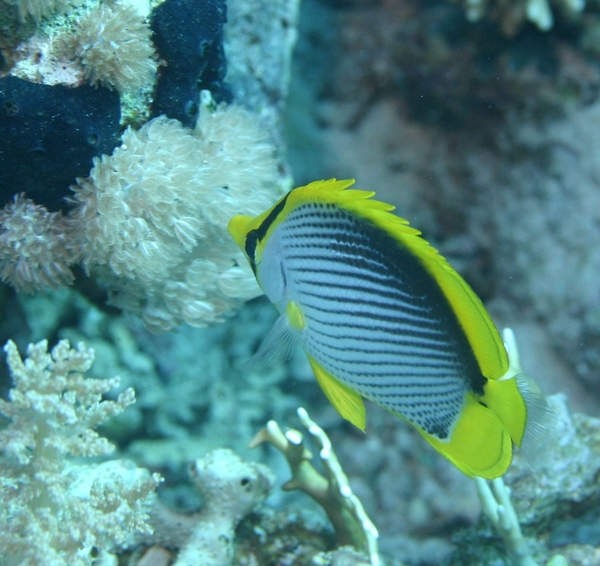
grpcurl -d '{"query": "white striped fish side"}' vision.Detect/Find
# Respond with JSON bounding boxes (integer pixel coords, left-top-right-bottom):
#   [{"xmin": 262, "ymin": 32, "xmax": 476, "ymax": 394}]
[{"xmin": 275, "ymin": 202, "xmax": 483, "ymax": 440}]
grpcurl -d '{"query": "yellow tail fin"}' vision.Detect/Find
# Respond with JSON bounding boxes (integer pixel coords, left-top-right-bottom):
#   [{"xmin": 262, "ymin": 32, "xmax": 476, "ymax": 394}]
[{"xmin": 483, "ymin": 372, "xmax": 554, "ymax": 470}]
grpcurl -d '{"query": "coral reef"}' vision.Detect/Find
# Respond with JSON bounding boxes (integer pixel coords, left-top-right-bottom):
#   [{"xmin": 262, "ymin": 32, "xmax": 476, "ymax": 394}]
[
  {"xmin": 448, "ymin": 393, "xmax": 600, "ymax": 565},
  {"xmin": 136, "ymin": 448, "xmax": 275, "ymax": 566},
  {"xmin": 450, "ymin": 0, "xmax": 585, "ymax": 34},
  {"xmin": 7, "ymin": 0, "xmax": 600, "ymax": 564},
  {"xmin": 251, "ymin": 407, "xmax": 380, "ymax": 566},
  {"xmin": 150, "ymin": 0, "xmax": 228, "ymax": 127},
  {"xmin": 23, "ymin": 291, "xmax": 306, "ymax": 475},
  {"xmin": 3, "ymin": 0, "xmax": 159, "ymax": 127},
  {"xmin": 0, "ymin": 0, "xmax": 296, "ymax": 331},
  {"xmin": 0, "ymin": 84, "xmax": 284, "ymax": 328},
  {"xmin": 3, "ymin": 0, "xmax": 74, "ymax": 23},
  {"xmin": 0, "ymin": 75, "xmax": 121, "ymax": 210},
  {"xmin": 1, "ymin": 323, "xmax": 594, "ymax": 566},
  {"xmin": 73, "ymin": 1, "xmax": 157, "ymax": 94},
  {"xmin": 174, "ymin": 449, "xmax": 274, "ymax": 565},
  {"xmin": 224, "ymin": 0, "xmax": 301, "ymax": 138},
  {"xmin": 0, "ymin": 339, "xmax": 161, "ymax": 565},
  {"xmin": 70, "ymin": 91, "xmax": 283, "ymax": 332},
  {"xmin": 0, "ymin": 194, "xmax": 80, "ymax": 292}
]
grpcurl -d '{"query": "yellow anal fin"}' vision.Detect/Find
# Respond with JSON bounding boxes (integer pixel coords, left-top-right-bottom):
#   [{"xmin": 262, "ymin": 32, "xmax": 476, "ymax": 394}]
[
  {"xmin": 308, "ymin": 356, "xmax": 366, "ymax": 432},
  {"xmin": 416, "ymin": 394, "xmax": 512, "ymax": 479}
]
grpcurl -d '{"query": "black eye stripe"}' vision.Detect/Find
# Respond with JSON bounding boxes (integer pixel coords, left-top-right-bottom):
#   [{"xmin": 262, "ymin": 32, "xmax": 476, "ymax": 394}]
[
  {"xmin": 245, "ymin": 230, "xmax": 258, "ymax": 262},
  {"xmin": 244, "ymin": 191, "xmax": 292, "ymax": 274}
]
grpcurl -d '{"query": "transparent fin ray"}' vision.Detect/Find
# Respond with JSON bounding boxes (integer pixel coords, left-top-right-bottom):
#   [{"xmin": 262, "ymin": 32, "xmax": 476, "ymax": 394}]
[
  {"xmin": 244, "ymin": 314, "xmax": 296, "ymax": 373},
  {"xmin": 516, "ymin": 372, "xmax": 555, "ymax": 470}
]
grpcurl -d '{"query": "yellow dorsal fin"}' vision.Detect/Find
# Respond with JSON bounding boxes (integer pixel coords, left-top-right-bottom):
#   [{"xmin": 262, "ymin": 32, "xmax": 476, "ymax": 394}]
[
  {"xmin": 308, "ymin": 356, "xmax": 366, "ymax": 432},
  {"xmin": 288, "ymin": 179, "xmax": 508, "ymax": 380},
  {"xmin": 416, "ymin": 394, "xmax": 512, "ymax": 478}
]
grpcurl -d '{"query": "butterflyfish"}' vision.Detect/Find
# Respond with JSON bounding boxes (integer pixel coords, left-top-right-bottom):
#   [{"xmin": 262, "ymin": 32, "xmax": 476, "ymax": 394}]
[{"xmin": 228, "ymin": 179, "xmax": 552, "ymax": 479}]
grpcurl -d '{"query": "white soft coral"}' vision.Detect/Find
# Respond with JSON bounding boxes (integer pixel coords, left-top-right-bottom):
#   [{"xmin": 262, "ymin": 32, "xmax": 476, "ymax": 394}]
[
  {"xmin": 70, "ymin": 91, "xmax": 284, "ymax": 332},
  {"xmin": 0, "ymin": 339, "xmax": 161, "ymax": 566}
]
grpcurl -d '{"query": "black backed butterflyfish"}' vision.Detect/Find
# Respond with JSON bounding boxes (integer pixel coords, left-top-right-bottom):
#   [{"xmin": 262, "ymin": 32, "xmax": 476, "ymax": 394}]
[{"xmin": 228, "ymin": 179, "xmax": 552, "ymax": 479}]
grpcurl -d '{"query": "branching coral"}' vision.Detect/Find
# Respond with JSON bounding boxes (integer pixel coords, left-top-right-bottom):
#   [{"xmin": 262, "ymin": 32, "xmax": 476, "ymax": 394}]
[
  {"xmin": 70, "ymin": 90, "xmax": 283, "ymax": 332},
  {"xmin": 450, "ymin": 0, "xmax": 585, "ymax": 34},
  {"xmin": 73, "ymin": 1, "xmax": 157, "ymax": 94},
  {"xmin": 0, "ymin": 339, "xmax": 162, "ymax": 565},
  {"xmin": 0, "ymin": 193, "xmax": 81, "ymax": 293},
  {"xmin": 251, "ymin": 407, "xmax": 380, "ymax": 566},
  {"xmin": 476, "ymin": 477, "xmax": 538, "ymax": 566},
  {"xmin": 3, "ymin": 0, "xmax": 74, "ymax": 22},
  {"xmin": 475, "ymin": 477, "xmax": 568, "ymax": 566}
]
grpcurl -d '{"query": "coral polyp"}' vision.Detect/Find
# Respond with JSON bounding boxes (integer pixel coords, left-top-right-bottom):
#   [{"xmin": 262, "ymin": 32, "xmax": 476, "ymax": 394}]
[{"xmin": 73, "ymin": 2, "xmax": 157, "ymax": 94}]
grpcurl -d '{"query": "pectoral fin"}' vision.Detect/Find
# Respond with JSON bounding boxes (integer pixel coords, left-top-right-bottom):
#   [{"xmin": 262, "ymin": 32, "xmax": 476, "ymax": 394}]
[
  {"xmin": 245, "ymin": 314, "xmax": 296, "ymax": 372},
  {"xmin": 308, "ymin": 356, "xmax": 366, "ymax": 431}
]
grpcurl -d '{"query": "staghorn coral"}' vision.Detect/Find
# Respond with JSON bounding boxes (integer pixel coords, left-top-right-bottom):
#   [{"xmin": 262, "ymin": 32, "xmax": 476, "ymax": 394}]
[
  {"xmin": 0, "ymin": 193, "xmax": 81, "ymax": 293},
  {"xmin": 447, "ymin": 392, "xmax": 599, "ymax": 566},
  {"xmin": 251, "ymin": 407, "xmax": 381, "ymax": 566},
  {"xmin": 70, "ymin": 90, "xmax": 283, "ymax": 332},
  {"xmin": 475, "ymin": 477, "xmax": 565, "ymax": 566},
  {"xmin": 469, "ymin": 329, "xmax": 564, "ymax": 566},
  {"xmin": 0, "ymin": 338, "xmax": 162, "ymax": 565},
  {"xmin": 73, "ymin": 1, "xmax": 157, "ymax": 94}
]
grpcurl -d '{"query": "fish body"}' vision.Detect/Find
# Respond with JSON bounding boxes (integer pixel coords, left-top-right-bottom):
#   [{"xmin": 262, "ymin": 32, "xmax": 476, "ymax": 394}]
[{"xmin": 228, "ymin": 179, "xmax": 551, "ymax": 479}]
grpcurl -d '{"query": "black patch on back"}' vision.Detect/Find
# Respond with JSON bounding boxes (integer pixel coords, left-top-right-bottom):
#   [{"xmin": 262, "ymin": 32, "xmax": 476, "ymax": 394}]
[{"xmin": 342, "ymin": 208, "xmax": 487, "ymax": 397}]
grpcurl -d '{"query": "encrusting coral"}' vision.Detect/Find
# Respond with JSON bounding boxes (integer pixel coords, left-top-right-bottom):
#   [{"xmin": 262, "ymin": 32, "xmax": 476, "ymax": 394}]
[
  {"xmin": 173, "ymin": 449, "xmax": 274, "ymax": 566},
  {"xmin": 0, "ymin": 339, "xmax": 162, "ymax": 566},
  {"xmin": 135, "ymin": 448, "xmax": 274, "ymax": 566},
  {"xmin": 0, "ymin": 193, "xmax": 81, "ymax": 293},
  {"xmin": 72, "ymin": 1, "xmax": 157, "ymax": 94},
  {"xmin": 70, "ymin": 90, "xmax": 283, "ymax": 332}
]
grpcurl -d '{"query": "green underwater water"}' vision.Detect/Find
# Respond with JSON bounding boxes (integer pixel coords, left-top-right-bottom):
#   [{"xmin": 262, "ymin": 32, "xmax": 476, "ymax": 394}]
[{"xmin": 2, "ymin": 0, "xmax": 600, "ymax": 564}]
